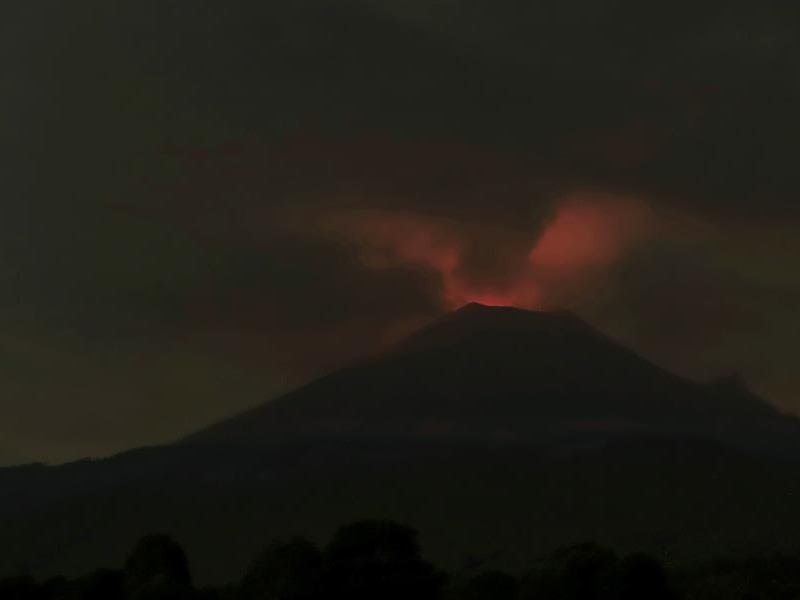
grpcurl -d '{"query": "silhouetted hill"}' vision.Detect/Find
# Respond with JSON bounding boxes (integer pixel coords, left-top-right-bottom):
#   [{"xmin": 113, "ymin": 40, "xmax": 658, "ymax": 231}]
[
  {"xmin": 3, "ymin": 305, "xmax": 800, "ymax": 584},
  {"xmin": 6, "ymin": 436, "xmax": 800, "ymax": 585}
]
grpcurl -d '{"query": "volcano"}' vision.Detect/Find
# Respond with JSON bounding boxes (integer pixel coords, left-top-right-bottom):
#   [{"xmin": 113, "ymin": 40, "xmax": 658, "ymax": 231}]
[
  {"xmin": 3, "ymin": 304, "xmax": 800, "ymax": 584},
  {"xmin": 189, "ymin": 303, "xmax": 788, "ymax": 453}
]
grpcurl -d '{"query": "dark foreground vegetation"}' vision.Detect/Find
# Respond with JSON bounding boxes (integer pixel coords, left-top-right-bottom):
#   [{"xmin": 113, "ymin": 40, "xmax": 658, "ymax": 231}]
[{"xmin": 3, "ymin": 519, "xmax": 800, "ymax": 600}]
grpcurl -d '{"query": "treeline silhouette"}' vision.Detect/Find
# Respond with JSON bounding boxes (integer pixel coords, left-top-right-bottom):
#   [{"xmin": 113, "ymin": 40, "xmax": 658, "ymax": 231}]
[{"xmin": 3, "ymin": 520, "xmax": 800, "ymax": 600}]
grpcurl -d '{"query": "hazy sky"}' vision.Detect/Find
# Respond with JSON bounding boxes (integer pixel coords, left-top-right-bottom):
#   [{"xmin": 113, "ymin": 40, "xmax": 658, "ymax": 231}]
[{"xmin": 2, "ymin": 0, "xmax": 799, "ymax": 464}]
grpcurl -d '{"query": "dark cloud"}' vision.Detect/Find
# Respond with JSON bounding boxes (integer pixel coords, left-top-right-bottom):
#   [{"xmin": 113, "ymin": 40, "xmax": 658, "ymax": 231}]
[
  {"xmin": 586, "ymin": 232, "xmax": 800, "ymax": 409},
  {"xmin": 2, "ymin": 0, "xmax": 799, "ymax": 462}
]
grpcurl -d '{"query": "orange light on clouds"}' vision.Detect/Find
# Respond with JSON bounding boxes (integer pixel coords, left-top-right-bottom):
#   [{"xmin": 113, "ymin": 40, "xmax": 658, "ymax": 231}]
[
  {"xmin": 322, "ymin": 192, "xmax": 652, "ymax": 312},
  {"xmin": 529, "ymin": 194, "xmax": 651, "ymax": 274}
]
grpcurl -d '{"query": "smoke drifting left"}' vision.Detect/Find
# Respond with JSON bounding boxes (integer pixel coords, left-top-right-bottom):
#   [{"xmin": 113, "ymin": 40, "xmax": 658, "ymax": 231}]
[{"xmin": 323, "ymin": 193, "xmax": 653, "ymax": 312}]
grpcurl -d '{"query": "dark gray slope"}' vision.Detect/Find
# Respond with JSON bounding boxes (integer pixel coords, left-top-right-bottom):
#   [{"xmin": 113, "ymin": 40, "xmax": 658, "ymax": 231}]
[{"xmin": 188, "ymin": 304, "xmax": 788, "ymax": 450}]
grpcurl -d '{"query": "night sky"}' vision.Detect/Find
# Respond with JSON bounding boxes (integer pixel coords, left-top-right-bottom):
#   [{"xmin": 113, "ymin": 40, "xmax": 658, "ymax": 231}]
[{"xmin": 2, "ymin": 0, "xmax": 799, "ymax": 465}]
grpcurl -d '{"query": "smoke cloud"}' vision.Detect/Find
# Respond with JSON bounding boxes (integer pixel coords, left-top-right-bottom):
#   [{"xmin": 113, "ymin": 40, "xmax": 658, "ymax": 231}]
[{"xmin": 322, "ymin": 192, "xmax": 654, "ymax": 312}]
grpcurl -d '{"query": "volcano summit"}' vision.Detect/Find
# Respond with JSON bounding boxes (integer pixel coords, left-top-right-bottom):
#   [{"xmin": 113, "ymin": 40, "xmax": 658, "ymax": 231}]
[
  {"xmin": 189, "ymin": 303, "xmax": 789, "ymax": 454},
  {"xmin": 2, "ymin": 304, "xmax": 800, "ymax": 583}
]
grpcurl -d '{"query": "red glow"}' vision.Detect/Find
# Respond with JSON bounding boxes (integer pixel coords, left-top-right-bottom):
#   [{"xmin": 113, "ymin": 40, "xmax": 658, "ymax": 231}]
[
  {"xmin": 529, "ymin": 195, "xmax": 651, "ymax": 274},
  {"xmin": 323, "ymin": 194, "xmax": 651, "ymax": 312}
]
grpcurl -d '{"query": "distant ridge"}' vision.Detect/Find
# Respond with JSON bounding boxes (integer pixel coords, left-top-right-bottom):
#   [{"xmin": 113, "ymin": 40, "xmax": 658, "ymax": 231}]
[{"xmin": 3, "ymin": 313, "xmax": 800, "ymax": 585}]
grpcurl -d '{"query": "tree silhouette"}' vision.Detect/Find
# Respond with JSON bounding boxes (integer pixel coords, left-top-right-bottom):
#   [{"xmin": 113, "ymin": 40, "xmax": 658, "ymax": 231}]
[
  {"xmin": 17, "ymin": 520, "xmax": 800, "ymax": 599},
  {"xmin": 520, "ymin": 543, "xmax": 620, "ymax": 600},
  {"xmin": 448, "ymin": 570, "xmax": 517, "ymax": 600},
  {"xmin": 67, "ymin": 569, "xmax": 124, "ymax": 600},
  {"xmin": 0, "ymin": 575, "xmax": 39, "ymax": 600},
  {"xmin": 123, "ymin": 534, "xmax": 194, "ymax": 600},
  {"xmin": 322, "ymin": 520, "xmax": 447, "ymax": 600},
  {"xmin": 618, "ymin": 553, "xmax": 674, "ymax": 600},
  {"xmin": 677, "ymin": 555, "xmax": 800, "ymax": 599},
  {"xmin": 238, "ymin": 537, "xmax": 322, "ymax": 600}
]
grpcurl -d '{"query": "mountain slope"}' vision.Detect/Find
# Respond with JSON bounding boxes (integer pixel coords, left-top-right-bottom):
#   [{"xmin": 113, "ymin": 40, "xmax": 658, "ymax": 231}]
[
  {"xmin": 188, "ymin": 304, "xmax": 786, "ymax": 450},
  {"xmin": 2, "ymin": 304, "xmax": 800, "ymax": 583}
]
